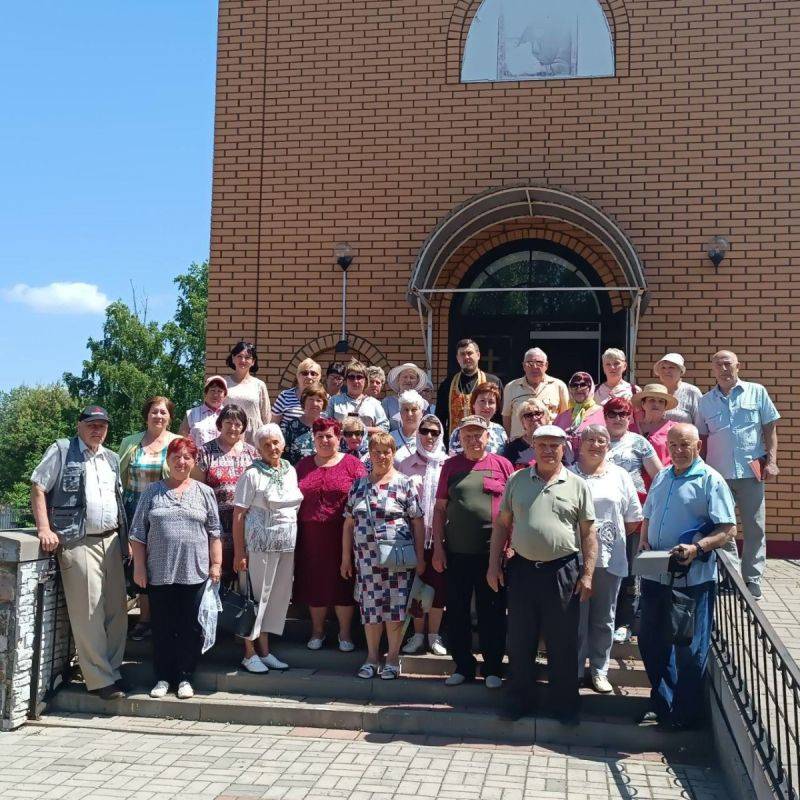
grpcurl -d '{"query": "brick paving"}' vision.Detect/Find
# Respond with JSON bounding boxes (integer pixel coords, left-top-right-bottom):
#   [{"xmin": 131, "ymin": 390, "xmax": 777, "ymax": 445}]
[
  {"xmin": 761, "ymin": 559, "xmax": 800, "ymax": 666},
  {"xmin": 0, "ymin": 713, "xmax": 727, "ymax": 800}
]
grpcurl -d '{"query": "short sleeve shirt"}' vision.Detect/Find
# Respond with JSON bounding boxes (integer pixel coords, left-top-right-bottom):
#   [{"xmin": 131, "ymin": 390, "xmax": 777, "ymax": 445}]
[
  {"xmin": 607, "ymin": 432, "xmax": 656, "ymax": 495},
  {"xmin": 436, "ymin": 453, "xmax": 513, "ymax": 555},
  {"xmin": 502, "ymin": 376, "xmax": 569, "ymax": 439},
  {"xmin": 500, "ymin": 467, "xmax": 595, "ymax": 562},
  {"xmin": 665, "ymin": 382, "xmax": 702, "ymax": 425},
  {"xmin": 697, "ymin": 380, "xmax": 780, "ymax": 480}
]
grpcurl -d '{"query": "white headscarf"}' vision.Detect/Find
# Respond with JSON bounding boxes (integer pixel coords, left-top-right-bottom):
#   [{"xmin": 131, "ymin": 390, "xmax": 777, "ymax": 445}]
[{"xmin": 414, "ymin": 414, "xmax": 447, "ymax": 536}]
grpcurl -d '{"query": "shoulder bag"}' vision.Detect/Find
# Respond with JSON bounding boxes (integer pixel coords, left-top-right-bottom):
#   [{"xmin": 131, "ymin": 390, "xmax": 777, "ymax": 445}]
[
  {"xmin": 661, "ymin": 555, "xmax": 696, "ymax": 647},
  {"xmin": 364, "ymin": 483, "xmax": 417, "ymax": 571}
]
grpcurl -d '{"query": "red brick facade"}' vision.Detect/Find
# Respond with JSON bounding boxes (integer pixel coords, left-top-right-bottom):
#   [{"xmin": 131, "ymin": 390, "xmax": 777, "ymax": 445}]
[{"xmin": 207, "ymin": 0, "xmax": 798, "ymax": 549}]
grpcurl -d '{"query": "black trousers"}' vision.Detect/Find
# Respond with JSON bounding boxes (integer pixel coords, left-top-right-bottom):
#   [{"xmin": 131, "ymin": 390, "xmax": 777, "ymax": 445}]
[
  {"xmin": 148, "ymin": 582, "xmax": 205, "ymax": 685},
  {"xmin": 506, "ymin": 553, "xmax": 581, "ymax": 715},
  {"xmin": 445, "ymin": 552, "xmax": 506, "ymax": 678}
]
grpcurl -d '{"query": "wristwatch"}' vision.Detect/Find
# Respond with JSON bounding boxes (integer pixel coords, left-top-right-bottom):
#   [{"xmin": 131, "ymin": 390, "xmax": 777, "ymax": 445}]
[{"xmin": 694, "ymin": 542, "xmax": 705, "ymax": 558}]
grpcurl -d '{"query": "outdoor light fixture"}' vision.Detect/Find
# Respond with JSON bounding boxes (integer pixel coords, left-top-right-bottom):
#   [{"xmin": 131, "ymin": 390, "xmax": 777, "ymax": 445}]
[
  {"xmin": 706, "ymin": 235, "xmax": 729, "ymax": 268},
  {"xmin": 334, "ymin": 243, "xmax": 353, "ymax": 354}
]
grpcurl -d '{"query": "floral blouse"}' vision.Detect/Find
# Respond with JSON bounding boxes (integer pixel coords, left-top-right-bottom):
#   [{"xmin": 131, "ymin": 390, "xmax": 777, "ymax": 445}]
[{"xmin": 197, "ymin": 439, "xmax": 258, "ymax": 534}]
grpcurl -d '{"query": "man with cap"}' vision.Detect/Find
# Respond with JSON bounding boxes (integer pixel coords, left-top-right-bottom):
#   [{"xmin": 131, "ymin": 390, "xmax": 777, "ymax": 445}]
[
  {"xmin": 179, "ymin": 375, "xmax": 228, "ymax": 446},
  {"xmin": 432, "ymin": 414, "xmax": 513, "ymax": 689},
  {"xmin": 435, "ymin": 338, "xmax": 502, "ymax": 441},
  {"xmin": 487, "ymin": 425, "xmax": 597, "ymax": 725},
  {"xmin": 502, "ymin": 347, "xmax": 569, "ymax": 439},
  {"xmin": 696, "ymin": 350, "xmax": 780, "ymax": 599},
  {"xmin": 30, "ymin": 406, "xmax": 129, "ymax": 700},
  {"xmin": 654, "ymin": 352, "xmax": 702, "ymax": 425}
]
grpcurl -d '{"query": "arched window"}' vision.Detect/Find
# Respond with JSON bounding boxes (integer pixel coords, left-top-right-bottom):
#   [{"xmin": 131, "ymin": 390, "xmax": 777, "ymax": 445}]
[{"xmin": 461, "ymin": 0, "xmax": 614, "ymax": 83}]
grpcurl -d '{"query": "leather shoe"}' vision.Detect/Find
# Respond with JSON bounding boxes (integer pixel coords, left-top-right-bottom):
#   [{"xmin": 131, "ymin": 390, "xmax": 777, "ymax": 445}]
[{"xmin": 93, "ymin": 685, "xmax": 126, "ymax": 700}]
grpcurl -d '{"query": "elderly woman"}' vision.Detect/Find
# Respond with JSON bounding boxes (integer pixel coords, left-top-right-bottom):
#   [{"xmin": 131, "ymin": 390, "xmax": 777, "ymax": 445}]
[
  {"xmin": 325, "ymin": 362, "xmax": 345, "ymax": 397},
  {"xmin": 397, "ymin": 414, "xmax": 449, "ymax": 656},
  {"xmin": 632, "ymin": 384, "xmax": 679, "ymax": 470},
  {"xmin": 594, "ymin": 348, "xmax": 639, "ymax": 405},
  {"xmin": 654, "ymin": 352, "xmax": 702, "ymax": 424},
  {"xmin": 502, "ymin": 397, "xmax": 552, "ymax": 467},
  {"xmin": 225, "ymin": 341, "xmax": 271, "ymax": 444},
  {"xmin": 383, "ymin": 362, "xmax": 428, "ymax": 423},
  {"xmin": 232, "ymin": 424, "xmax": 303, "ymax": 673},
  {"xmin": 342, "ymin": 432, "xmax": 425, "ymax": 679},
  {"xmin": 569, "ymin": 425, "xmax": 642, "ymax": 693},
  {"xmin": 392, "ymin": 390, "xmax": 426, "ymax": 456},
  {"xmin": 420, "ymin": 375, "xmax": 436, "ymax": 417},
  {"xmin": 365, "ymin": 366, "xmax": 386, "ymax": 400},
  {"xmin": 448, "ymin": 382, "xmax": 507, "ymax": 455},
  {"xmin": 193, "ymin": 405, "xmax": 258, "ymax": 582},
  {"xmin": 284, "ymin": 383, "xmax": 329, "ymax": 465},
  {"xmin": 271, "ymin": 358, "xmax": 322, "ymax": 429},
  {"xmin": 179, "ymin": 375, "xmax": 228, "ymax": 447},
  {"xmin": 328, "ymin": 359, "xmax": 389, "ymax": 434},
  {"xmin": 341, "ymin": 416, "xmax": 371, "ymax": 465},
  {"xmin": 130, "ymin": 438, "xmax": 222, "ymax": 700},
  {"xmin": 554, "ymin": 372, "xmax": 606, "ymax": 462},
  {"xmin": 294, "ymin": 418, "xmax": 367, "ymax": 651},
  {"xmin": 119, "ymin": 395, "xmax": 180, "ymax": 641}
]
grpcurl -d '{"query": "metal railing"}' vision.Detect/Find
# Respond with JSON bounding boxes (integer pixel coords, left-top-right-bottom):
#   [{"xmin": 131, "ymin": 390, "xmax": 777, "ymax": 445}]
[{"xmin": 713, "ymin": 550, "xmax": 800, "ymax": 800}]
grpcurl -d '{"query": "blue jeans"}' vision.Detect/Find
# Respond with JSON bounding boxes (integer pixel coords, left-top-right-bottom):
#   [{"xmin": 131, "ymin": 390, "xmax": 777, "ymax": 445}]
[{"xmin": 638, "ymin": 579, "xmax": 716, "ymax": 726}]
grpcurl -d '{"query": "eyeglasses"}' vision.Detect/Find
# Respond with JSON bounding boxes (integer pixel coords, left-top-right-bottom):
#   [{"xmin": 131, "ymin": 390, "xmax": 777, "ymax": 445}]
[
  {"xmin": 524, "ymin": 360, "xmax": 546, "ymax": 367},
  {"xmin": 522, "ymin": 411, "xmax": 544, "ymax": 420},
  {"xmin": 419, "ymin": 427, "xmax": 440, "ymax": 437},
  {"xmin": 604, "ymin": 411, "xmax": 629, "ymax": 419},
  {"xmin": 346, "ymin": 374, "xmax": 365, "ymax": 380},
  {"xmin": 299, "ymin": 370, "xmax": 319, "ymax": 377},
  {"xmin": 569, "ymin": 381, "xmax": 591, "ymax": 390}
]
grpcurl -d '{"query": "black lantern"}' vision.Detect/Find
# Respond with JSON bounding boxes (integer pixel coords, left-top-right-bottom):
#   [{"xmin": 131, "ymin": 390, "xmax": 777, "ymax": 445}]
[
  {"xmin": 706, "ymin": 236, "xmax": 729, "ymax": 268},
  {"xmin": 334, "ymin": 243, "xmax": 353, "ymax": 353}
]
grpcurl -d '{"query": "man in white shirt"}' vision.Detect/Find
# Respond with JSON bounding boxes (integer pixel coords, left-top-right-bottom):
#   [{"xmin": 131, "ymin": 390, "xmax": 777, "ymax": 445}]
[{"xmin": 30, "ymin": 406, "xmax": 129, "ymax": 700}]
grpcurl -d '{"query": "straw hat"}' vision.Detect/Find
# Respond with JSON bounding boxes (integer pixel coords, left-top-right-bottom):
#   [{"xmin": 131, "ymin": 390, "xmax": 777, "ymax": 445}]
[
  {"xmin": 632, "ymin": 383, "xmax": 679, "ymax": 410},
  {"xmin": 387, "ymin": 362, "xmax": 427, "ymax": 393}
]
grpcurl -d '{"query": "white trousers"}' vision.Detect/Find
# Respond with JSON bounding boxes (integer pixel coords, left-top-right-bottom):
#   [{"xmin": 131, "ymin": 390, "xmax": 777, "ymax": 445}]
[{"xmin": 246, "ymin": 550, "xmax": 294, "ymax": 640}]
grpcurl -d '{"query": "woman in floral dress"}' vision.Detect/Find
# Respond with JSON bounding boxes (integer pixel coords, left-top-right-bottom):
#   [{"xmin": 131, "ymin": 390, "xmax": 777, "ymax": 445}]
[{"xmin": 342, "ymin": 432, "xmax": 424, "ymax": 680}]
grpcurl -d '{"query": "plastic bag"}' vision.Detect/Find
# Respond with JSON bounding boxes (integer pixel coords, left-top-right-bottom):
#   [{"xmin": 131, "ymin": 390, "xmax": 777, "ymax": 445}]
[{"xmin": 198, "ymin": 579, "xmax": 223, "ymax": 654}]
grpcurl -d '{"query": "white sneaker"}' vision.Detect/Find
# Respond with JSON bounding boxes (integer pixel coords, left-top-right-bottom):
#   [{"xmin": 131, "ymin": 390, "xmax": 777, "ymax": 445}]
[
  {"xmin": 402, "ymin": 633, "xmax": 425, "ymax": 654},
  {"xmin": 242, "ymin": 655, "xmax": 269, "ymax": 673},
  {"xmin": 307, "ymin": 636, "xmax": 325, "ymax": 650},
  {"xmin": 484, "ymin": 675, "xmax": 502, "ymax": 690},
  {"xmin": 445, "ymin": 672, "xmax": 467, "ymax": 687},
  {"xmin": 149, "ymin": 680, "xmax": 169, "ymax": 698},
  {"xmin": 260, "ymin": 653, "xmax": 288, "ymax": 670},
  {"xmin": 338, "ymin": 638, "xmax": 355, "ymax": 653},
  {"xmin": 176, "ymin": 681, "xmax": 194, "ymax": 699},
  {"xmin": 591, "ymin": 674, "xmax": 613, "ymax": 694},
  {"xmin": 428, "ymin": 635, "xmax": 447, "ymax": 656},
  {"xmin": 613, "ymin": 626, "xmax": 631, "ymax": 643}
]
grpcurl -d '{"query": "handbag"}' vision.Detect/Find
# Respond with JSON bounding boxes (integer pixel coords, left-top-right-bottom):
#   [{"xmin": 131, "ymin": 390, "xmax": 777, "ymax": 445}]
[
  {"xmin": 661, "ymin": 560, "xmax": 696, "ymax": 647},
  {"xmin": 364, "ymin": 485, "xmax": 418, "ymax": 571},
  {"xmin": 218, "ymin": 571, "xmax": 257, "ymax": 638}
]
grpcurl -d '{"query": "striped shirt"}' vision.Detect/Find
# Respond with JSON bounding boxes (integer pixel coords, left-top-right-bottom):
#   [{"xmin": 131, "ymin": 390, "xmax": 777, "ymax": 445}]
[{"xmin": 272, "ymin": 387, "xmax": 303, "ymax": 429}]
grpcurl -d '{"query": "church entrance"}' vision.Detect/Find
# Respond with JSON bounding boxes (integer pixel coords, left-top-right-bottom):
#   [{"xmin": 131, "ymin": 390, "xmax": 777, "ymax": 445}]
[{"xmin": 448, "ymin": 240, "xmax": 629, "ymax": 385}]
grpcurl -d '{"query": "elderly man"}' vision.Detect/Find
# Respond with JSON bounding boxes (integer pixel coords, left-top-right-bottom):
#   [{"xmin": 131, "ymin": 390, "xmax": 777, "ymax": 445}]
[
  {"xmin": 435, "ymin": 338, "xmax": 502, "ymax": 440},
  {"xmin": 502, "ymin": 348, "xmax": 569, "ymax": 439},
  {"xmin": 30, "ymin": 406, "xmax": 129, "ymax": 700},
  {"xmin": 637, "ymin": 423, "xmax": 736, "ymax": 729},
  {"xmin": 696, "ymin": 350, "xmax": 780, "ymax": 599},
  {"xmin": 488, "ymin": 425, "xmax": 597, "ymax": 725},
  {"xmin": 433, "ymin": 415, "xmax": 513, "ymax": 688}
]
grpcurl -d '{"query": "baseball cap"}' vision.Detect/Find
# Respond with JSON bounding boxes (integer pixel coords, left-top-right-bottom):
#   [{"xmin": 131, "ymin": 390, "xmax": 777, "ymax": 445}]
[
  {"xmin": 204, "ymin": 375, "xmax": 227, "ymax": 392},
  {"xmin": 79, "ymin": 405, "xmax": 110, "ymax": 423},
  {"xmin": 457, "ymin": 414, "xmax": 489, "ymax": 431}
]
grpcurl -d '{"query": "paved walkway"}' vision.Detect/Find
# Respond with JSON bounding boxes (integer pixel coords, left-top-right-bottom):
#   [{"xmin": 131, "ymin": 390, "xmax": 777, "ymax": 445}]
[
  {"xmin": 761, "ymin": 559, "xmax": 800, "ymax": 665},
  {"xmin": 0, "ymin": 713, "xmax": 727, "ymax": 800}
]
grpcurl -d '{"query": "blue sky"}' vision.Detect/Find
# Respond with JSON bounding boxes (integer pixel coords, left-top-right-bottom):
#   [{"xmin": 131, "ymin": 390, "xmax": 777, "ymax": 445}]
[{"xmin": 0, "ymin": 2, "xmax": 218, "ymax": 390}]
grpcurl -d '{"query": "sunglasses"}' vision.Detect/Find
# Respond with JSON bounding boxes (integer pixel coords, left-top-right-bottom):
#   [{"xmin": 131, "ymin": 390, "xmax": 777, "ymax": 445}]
[
  {"xmin": 346, "ymin": 374, "xmax": 365, "ymax": 380},
  {"xmin": 605, "ymin": 411, "xmax": 629, "ymax": 419},
  {"xmin": 569, "ymin": 381, "xmax": 591, "ymax": 389},
  {"xmin": 419, "ymin": 427, "xmax": 440, "ymax": 437},
  {"xmin": 343, "ymin": 430, "xmax": 363, "ymax": 437},
  {"xmin": 522, "ymin": 411, "xmax": 544, "ymax": 420},
  {"xmin": 299, "ymin": 370, "xmax": 319, "ymax": 377}
]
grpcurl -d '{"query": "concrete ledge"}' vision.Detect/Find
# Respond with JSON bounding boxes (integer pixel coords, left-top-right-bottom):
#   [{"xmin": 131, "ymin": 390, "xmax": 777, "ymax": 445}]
[{"xmin": 0, "ymin": 529, "xmax": 43, "ymax": 564}]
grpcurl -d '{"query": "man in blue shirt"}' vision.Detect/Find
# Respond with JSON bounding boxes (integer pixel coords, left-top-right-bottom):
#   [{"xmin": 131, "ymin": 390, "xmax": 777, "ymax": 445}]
[
  {"xmin": 638, "ymin": 423, "xmax": 736, "ymax": 730},
  {"xmin": 697, "ymin": 350, "xmax": 780, "ymax": 599}
]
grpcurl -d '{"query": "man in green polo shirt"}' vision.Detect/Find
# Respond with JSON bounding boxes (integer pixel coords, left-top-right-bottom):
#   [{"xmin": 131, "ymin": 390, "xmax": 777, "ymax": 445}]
[{"xmin": 488, "ymin": 425, "xmax": 597, "ymax": 724}]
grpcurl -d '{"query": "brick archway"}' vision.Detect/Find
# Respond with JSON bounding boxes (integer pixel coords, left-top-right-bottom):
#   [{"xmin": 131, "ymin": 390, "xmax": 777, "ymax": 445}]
[{"xmin": 446, "ymin": 0, "xmax": 630, "ymax": 82}]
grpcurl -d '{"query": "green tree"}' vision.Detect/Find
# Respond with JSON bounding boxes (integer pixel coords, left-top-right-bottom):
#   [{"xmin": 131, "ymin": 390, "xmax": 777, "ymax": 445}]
[
  {"xmin": 63, "ymin": 261, "xmax": 208, "ymax": 448},
  {"xmin": 0, "ymin": 384, "xmax": 80, "ymax": 520}
]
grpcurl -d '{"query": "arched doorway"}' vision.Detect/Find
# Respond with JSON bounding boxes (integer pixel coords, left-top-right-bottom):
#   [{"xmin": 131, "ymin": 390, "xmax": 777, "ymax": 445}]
[{"xmin": 448, "ymin": 240, "xmax": 628, "ymax": 385}]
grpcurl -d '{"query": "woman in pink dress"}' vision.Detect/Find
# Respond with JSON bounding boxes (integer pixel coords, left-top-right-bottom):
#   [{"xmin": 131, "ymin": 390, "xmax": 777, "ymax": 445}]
[
  {"xmin": 554, "ymin": 372, "xmax": 606, "ymax": 463},
  {"xmin": 631, "ymin": 384, "xmax": 679, "ymax": 487},
  {"xmin": 294, "ymin": 418, "xmax": 367, "ymax": 652}
]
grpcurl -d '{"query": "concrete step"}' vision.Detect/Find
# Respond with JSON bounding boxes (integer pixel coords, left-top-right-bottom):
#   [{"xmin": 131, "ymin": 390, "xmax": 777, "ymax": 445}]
[
  {"xmin": 115, "ymin": 658, "xmax": 649, "ymax": 718},
  {"xmin": 49, "ymin": 683, "xmax": 706, "ymax": 756},
  {"xmin": 125, "ymin": 636, "xmax": 650, "ymax": 689}
]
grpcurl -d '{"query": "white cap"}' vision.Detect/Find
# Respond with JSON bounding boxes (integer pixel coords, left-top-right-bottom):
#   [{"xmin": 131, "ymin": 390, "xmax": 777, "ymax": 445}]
[
  {"xmin": 655, "ymin": 353, "xmax": 686, "ymax": 375},
  {"xmin": 532, "ymin": 425, "xmax": 568, "ymax": 441}
]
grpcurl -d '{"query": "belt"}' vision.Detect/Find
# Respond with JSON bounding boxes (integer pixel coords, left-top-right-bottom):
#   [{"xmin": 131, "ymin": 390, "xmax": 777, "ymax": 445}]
[
  {"xmin": 518, "ymin": 552, "xmax": 578, "ymax": 570},
  {"xmin": 87, "ymin": 528, "xmax": 118, "ymax": 537}
]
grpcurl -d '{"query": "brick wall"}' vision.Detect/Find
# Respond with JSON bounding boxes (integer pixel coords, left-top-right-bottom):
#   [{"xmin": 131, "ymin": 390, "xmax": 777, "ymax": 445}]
[{"xmin": 207, "ymin": 0, "xmax": 798, "ymax": 544}]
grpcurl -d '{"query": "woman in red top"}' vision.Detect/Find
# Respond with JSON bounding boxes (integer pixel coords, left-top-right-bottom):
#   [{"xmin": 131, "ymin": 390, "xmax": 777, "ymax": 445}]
[{"xmin": 294, "ymin": 418, "xmax": 367, "ymax": 652}]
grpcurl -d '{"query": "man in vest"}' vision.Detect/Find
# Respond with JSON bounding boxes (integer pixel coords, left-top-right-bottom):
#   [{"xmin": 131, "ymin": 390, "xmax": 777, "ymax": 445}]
[
  {"xmin": 30, "ymin": 405, "xmax": 129, "ymax": 700},
  {"xmin": 435, "ymin": 338, "xmax": 503, "ymax": 440}
]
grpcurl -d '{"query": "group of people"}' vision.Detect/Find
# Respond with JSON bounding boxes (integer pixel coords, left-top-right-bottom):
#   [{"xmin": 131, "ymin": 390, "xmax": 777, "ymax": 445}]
[{"xmin": 29, "ymin": 338, "xmax": 779, "ymax": 731}]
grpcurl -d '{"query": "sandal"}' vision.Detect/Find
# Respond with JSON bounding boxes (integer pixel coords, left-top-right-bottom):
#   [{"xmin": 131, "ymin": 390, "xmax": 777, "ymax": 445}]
[
  {"xmin": 380, "ymin": 663, "xmax": 400, "ymax": 680},
  {"xmin": 357, "ymin": 662, "xmax": 379, "ymax": 679}
]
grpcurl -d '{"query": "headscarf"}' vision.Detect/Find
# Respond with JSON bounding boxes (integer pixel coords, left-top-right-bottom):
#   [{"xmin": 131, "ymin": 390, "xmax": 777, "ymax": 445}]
[
  {"xmin": 340, "ymin": 425, "xmax": 369, "ymax": 457},
  {"xmin": 567, "ymin": 371, "xmax": 599, "ymax": 430},
  {"xmin": 414, "ymin": 414, "xmax": 448, "ymax": 535}
]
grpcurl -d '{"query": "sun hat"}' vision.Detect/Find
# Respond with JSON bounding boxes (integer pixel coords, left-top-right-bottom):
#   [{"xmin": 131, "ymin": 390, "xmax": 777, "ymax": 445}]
[
  {"xmin": 654, "ymin": 353, "xmax": 686, "ymax": 375},
  {"xmin": 632, "ymin": 383, "xmax": 679, "ymax": 410},
  {"xmin": 387, "ymin": 362, "xmax": 427, "ymax": 393},
  {"xmin": 532, "ymin": 425, "xmax": 568, "ymax": 441},
  {"xmin": 457, "ymin": 414, "xmax": 489, "ymax": 431}
]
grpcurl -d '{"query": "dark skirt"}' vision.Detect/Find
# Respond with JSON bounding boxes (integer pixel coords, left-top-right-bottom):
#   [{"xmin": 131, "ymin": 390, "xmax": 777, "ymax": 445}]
[
  {"xmin": 293, "ymin": 519, "xmax": 356, "ymax": 607},
  {"xmin": 421, "ymin": 546, "xmax": 447, "ymax": 609}
]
